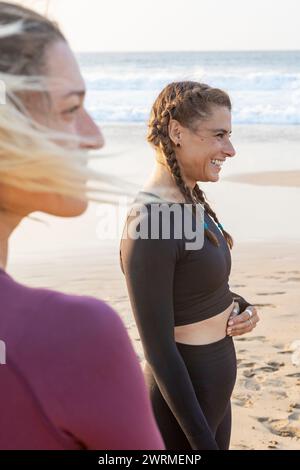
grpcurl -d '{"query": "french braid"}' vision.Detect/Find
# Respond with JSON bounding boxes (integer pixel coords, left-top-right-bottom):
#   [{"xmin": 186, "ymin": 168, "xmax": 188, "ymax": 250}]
[{"xmin": 147, "ymin": 81, "xmax": 234, "ymax": 249}]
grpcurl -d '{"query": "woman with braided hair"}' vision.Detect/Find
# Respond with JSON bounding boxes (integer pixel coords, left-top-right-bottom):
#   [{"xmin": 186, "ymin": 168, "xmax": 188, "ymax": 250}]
[{"xmin": 120, "ymin": 81, "xmax": 260, "ymax": 450}]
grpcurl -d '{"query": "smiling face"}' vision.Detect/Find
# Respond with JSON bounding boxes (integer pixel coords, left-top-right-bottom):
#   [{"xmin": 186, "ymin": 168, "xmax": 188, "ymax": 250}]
[
  {"xmin": 3, "ymin": 40, "xmax": 105, "ymax": 218},
  {"xmin": 169, "ymin": 105, "xmax": 236, "ymax": 188}
]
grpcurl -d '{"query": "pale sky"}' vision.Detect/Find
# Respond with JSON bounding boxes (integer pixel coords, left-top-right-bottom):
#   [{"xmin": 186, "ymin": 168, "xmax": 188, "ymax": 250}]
[{"xmin": 11, "ymin": 0, "xmax": 300, "ymax": 52}]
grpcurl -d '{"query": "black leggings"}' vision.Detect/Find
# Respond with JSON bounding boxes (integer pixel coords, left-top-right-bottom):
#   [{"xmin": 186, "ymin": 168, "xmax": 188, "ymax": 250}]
[{"xmin": 144, "ymin": 335, "xmax": 237, "ymax": 450}]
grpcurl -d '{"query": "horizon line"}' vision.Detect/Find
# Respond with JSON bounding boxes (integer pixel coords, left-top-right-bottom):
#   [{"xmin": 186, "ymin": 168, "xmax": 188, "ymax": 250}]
[{"xmin": 74, "ymin": 48, "xmax": 300, "ymax": 54}]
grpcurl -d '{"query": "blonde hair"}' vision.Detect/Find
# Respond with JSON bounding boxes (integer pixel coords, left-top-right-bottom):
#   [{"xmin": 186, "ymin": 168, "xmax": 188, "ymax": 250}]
[{"xmin": 0, "ymin": 2, "xmax": 131, "ymax": 205}]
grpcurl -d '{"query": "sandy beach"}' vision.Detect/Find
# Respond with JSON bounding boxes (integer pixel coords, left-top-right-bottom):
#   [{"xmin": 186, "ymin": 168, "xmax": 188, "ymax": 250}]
[
  {"xmin": 224, "ymin": 171, "xmax": 300, "ymax": 188},
  {"xmin": 7, "ymin": 124, "xmax": 300, "ymax": 450}
]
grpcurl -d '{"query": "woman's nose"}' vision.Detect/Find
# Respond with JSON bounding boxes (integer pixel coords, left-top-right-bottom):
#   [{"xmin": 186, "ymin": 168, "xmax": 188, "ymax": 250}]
[
  {"xmin": 224, "ymin": 140, "xmax": 236, "ymax": 158},
  {"xmin": 78, "ymin": 111, "xmax": 105, "ymax": 150}
]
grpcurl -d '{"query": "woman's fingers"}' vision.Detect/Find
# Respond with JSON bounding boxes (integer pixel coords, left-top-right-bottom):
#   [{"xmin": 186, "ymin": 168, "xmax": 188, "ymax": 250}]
[
  {"xmin": 228, "ymin": 307, "xmax": 258, "ymax": 325},
  {"xmin": 227, "ymin": 307, "xmax": 260, "ymax": 336},
  {"xmin": 228, "ymin": 320, "xmax": 257, "ymax": 336}
]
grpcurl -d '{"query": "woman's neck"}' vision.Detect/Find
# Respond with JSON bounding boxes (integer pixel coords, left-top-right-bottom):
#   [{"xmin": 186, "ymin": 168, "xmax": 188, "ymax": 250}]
[
  {"xmin": 143, "ymin": 159, "xmax": 192, "ymax": 203},
  {"xmin": 0, "ymin": 211, "xmax": 22, "ymax": 270}
]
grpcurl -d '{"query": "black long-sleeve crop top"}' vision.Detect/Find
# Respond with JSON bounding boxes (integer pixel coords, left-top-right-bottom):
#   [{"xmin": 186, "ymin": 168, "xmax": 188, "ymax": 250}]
[{"xmin": 120, "ymin": 191, "xmax": 252, "ymax": 449}]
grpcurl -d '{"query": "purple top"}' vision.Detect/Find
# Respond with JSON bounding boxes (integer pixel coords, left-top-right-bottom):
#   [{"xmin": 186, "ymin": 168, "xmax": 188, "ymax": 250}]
[{"xmin": 0, "ymin": 268, "xmax": 164, "ymax": 450}]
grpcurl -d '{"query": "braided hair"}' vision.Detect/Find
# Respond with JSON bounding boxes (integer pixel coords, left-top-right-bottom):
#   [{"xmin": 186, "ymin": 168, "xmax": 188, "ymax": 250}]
[{"xmin": 147, "ymin": 81, "xmax": 233, "ymax": 249}]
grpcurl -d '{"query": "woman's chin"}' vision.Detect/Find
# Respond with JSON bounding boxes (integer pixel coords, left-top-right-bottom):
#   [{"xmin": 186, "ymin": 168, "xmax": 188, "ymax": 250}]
[
  {"xmin": 211, "ymin": 175, "xmax": 220, "ymax": 182},
  {"xmin": 208, "ymin": 171, "xmax": 220, "ymax": 183},
  {"xmin": 44, "ymin": 195, "xmax": 88, "ymax": 218}
]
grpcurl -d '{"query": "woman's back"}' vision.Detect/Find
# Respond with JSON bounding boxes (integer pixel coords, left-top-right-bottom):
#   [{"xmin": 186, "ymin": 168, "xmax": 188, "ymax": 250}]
[{"xmin": 0, "ymin": 268, "xmax": 164, "ymax": 450}]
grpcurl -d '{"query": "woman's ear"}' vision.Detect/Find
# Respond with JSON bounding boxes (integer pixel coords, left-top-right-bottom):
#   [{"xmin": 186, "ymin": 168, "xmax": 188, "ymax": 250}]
[{"xmin": 168, "ymin": 119, "xmax": 182, "ymax": 146}]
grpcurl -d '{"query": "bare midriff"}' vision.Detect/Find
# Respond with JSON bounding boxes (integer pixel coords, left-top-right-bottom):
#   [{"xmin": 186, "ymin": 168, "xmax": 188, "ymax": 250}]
[{"xmin": 174, "ymin": 300, "xmax": 235, "ymax": 345}]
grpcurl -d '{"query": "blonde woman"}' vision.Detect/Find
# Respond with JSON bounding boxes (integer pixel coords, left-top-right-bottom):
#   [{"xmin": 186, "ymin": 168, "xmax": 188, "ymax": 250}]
[{"xmin": 0, "ymin": 2, "xmax": 164, "ymax": 450}]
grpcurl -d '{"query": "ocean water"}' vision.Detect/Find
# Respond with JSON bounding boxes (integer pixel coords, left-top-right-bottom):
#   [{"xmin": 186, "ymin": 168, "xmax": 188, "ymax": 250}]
[{"xmin": 77, "ymin": 50, "xmax": 300, "ymax": 125}]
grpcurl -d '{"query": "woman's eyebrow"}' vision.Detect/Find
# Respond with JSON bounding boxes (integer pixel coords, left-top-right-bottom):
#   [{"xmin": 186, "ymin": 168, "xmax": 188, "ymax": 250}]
[
  {"xmin": 62, "ymin": 90, "xmax": 86, "ymax": 99},
  {"xmin": 210, "ymin": 128, "xmax": 232, "ymax": 134}
]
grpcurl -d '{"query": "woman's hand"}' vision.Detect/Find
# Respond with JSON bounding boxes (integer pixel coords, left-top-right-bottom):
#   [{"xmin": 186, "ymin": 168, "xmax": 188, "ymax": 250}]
[{"xmin": 226, "ymin": 304, "xmax": 260, "ymax": 337}]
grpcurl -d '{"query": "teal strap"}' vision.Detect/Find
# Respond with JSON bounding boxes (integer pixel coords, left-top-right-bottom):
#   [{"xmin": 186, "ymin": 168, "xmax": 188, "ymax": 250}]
[{"xmin": 204, "ymin": 222, "xmax": 223, "ymax": 231}]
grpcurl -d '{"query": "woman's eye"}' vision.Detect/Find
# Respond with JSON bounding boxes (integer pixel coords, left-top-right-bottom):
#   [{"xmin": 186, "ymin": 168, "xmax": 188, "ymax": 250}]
[{"xmin": 62, "ymin": 105, "xmax": 80, "ymax": 115}]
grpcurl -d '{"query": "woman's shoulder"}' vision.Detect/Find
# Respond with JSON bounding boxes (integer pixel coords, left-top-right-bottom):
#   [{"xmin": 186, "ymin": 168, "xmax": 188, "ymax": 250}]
[
  {"xmin": 0, "ymin": 269, "xmax": 124, "ymax": 344},
  {"xmin": 45, "ymin": 289, "xmax": 120, "ymax": 323},
  {"xmin": 123, "ymin": 192, "xmax": 187, "ymax": 239},
  {"xmin": 121, "ymin": 192, "xmax": 191, "ymax": 260},
  {"xmin": 40, "ymin": 290, "xmax": 129, "ymax": 354}
]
